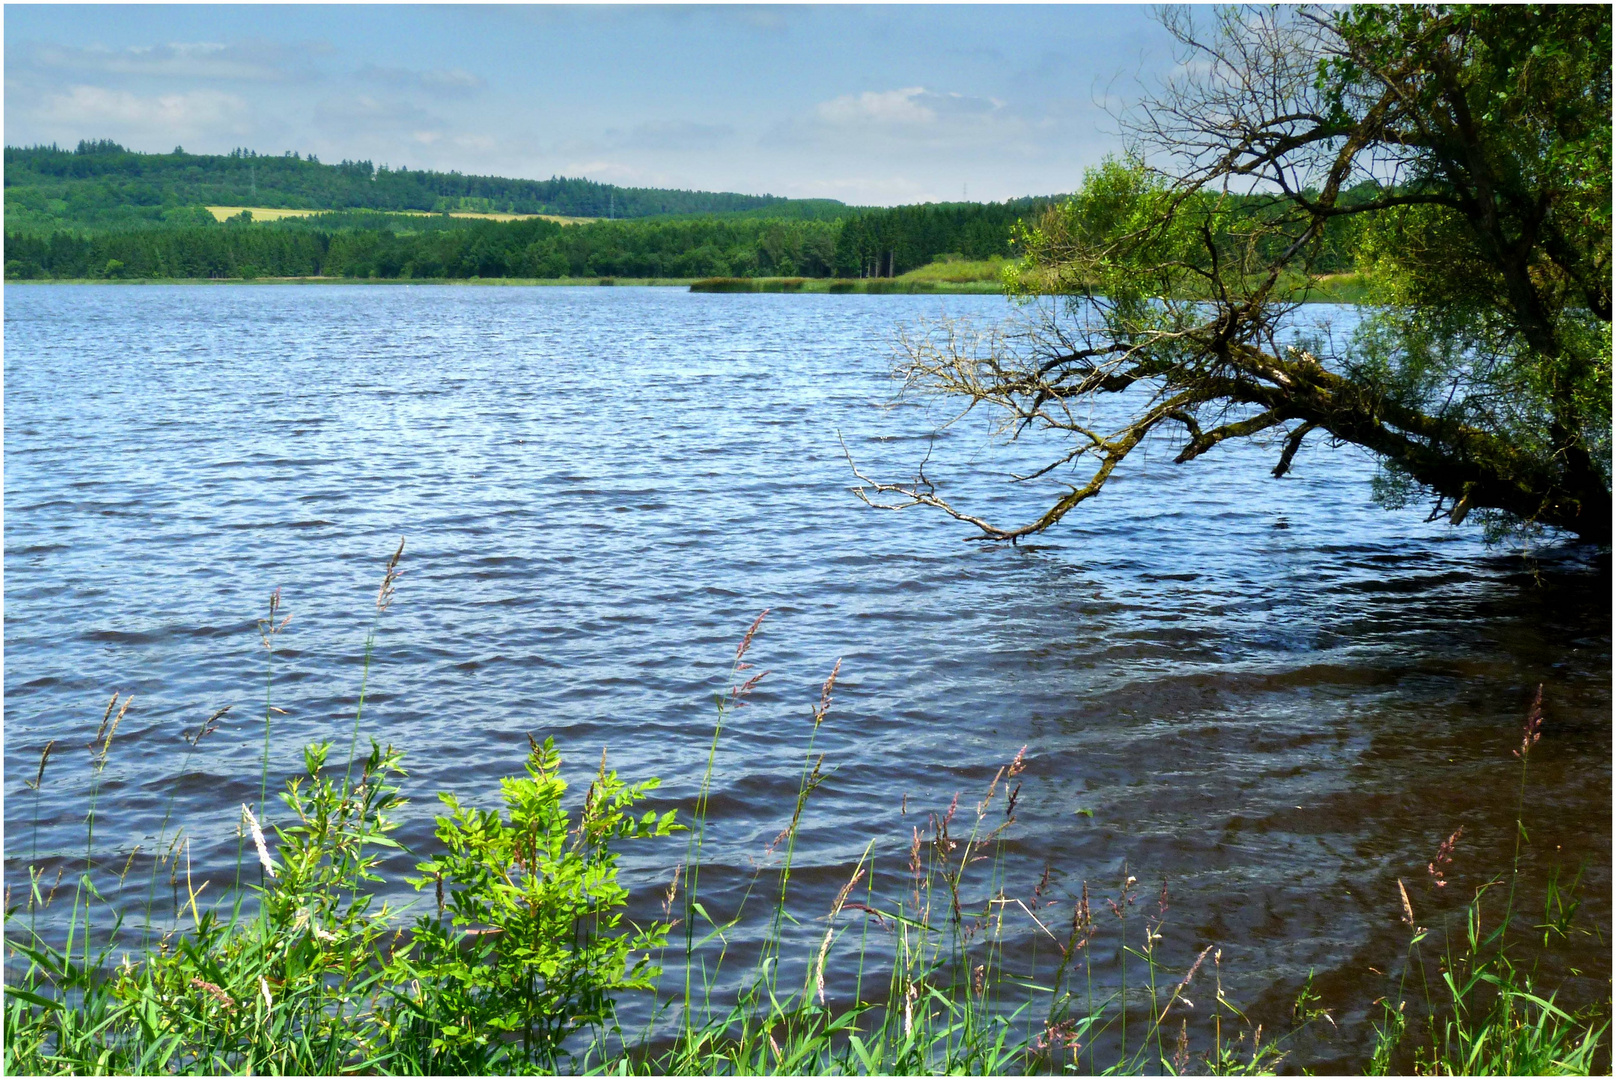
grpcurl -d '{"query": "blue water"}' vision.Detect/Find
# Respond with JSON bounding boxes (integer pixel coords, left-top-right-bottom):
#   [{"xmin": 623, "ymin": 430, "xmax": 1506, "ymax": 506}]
[{"xmin": 5, "ymin": 284, "xmax": 1608, "ymax": 1069}]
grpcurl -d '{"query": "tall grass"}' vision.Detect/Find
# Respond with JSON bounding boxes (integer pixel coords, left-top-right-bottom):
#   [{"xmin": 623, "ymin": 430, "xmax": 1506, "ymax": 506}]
[
  {"xmin": 3, "ymin": 558, "xmax": 1608, "ymax": 1075},
  {"xmin": 1367, "ymin": 687, "xmax": 1610, "ymax": 1075}
]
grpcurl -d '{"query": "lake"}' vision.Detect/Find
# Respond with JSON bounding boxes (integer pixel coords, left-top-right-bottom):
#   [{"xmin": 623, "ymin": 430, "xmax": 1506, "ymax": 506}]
[{"xmin": 5, "ymin": 284, "xmax": 1609, "ymax": 1070}]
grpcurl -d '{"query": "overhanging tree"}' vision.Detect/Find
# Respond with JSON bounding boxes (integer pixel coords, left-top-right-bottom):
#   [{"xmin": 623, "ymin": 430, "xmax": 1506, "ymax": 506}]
[{"xmin": 853, "ymin": 4, "xmax": 1611, "ymax": 544}]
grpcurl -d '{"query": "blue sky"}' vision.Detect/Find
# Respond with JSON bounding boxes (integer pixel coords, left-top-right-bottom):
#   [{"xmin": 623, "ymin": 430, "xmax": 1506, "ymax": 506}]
[{"xmin": 5, "ymin": 5, "xmax": 1180, "ymax": 205}]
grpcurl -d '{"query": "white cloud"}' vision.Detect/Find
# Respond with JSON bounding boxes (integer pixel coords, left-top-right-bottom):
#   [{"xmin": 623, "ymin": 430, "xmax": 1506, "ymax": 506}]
[
  {"xmin": 815, "ymin": 86, "xmax": 1001, "ymax": 128},
  {"xmin": 760, "ymin": 85, "xmax": 1032, "ymax": 177},
  {"xmin": 33, "ymin": 85, "xmax": 250, "ymax": 139},
  {"xmin": 315, "ymin": 93, "xmax": 434, "ymax": 129},
  {"xmin": 560, "ymin": 159, "xmax": 627, "ymax": 178},
  {"xmin": 26, "ymin": 40, "xmax": 302, "ymax": 82},
  {"xmin": 617, "ymin": 120, "xmax": 736, "ymax": 153},
  {"xmin": 409, "ymin": 130, "xmax": 487, "ymax": 149},
  {"xmin": 421, "ymin": 68, "xmax": 482, "ymax": 92},
  {"xmin": 794, "ymin": 173, "xmax": 937, "ymax": 204},
  {"xmin": 359, "ymin": 64, "xmax": 484, "ymax": 94}
]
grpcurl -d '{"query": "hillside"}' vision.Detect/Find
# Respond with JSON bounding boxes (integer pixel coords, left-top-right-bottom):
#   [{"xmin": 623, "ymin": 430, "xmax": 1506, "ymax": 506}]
[
  {"xmin": 4, "ymin": 204, "xmax": 1054, "ymax": 282},
  {"xmin": 3, "ymin": 140, "xmax": 1123, "ymax": 284},
  {"xmin": 3, "ymin": 140, "xmax": 861, "ymax": 233}
]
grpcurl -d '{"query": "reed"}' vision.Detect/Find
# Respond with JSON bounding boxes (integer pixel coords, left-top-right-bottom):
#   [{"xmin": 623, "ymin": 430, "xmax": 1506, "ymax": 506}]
[
  {"xmin": 608, "ymin": 637, "xmax": 1310, "ymax": 1077},
  {"xmin": 22, "ymin": 739, "xmax": 57, "ymax": 942},
  {"xmin": 258, "ymin": 589, "xmax": 290, "ymax": 818},
  {"xmin": 139, "ymin": 705, "xmax": 231, "ymax": 949},
  {"xmin": 344, "ymin": 537, "xmax": 403, "ymax": 796},
  {"xmin": 1367, "ymin": 687, "xmax": 1610, "ymax": 1075}
]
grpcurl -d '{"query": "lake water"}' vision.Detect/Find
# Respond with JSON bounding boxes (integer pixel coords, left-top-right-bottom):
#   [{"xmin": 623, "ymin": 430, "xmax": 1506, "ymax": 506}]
[{"xmin": 5, "ymin": 284, "xmax": 1609, "ymax": 1070}]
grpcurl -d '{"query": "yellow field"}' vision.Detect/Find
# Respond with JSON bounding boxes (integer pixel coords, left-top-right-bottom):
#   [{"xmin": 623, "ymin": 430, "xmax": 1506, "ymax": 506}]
[
  {"xmin": 206, "ymin": 206, "xmax": 319, "ymax": 221},
  {"xmin": 205, "ymin": 206, "xmax": 596, "ymax": 225}
]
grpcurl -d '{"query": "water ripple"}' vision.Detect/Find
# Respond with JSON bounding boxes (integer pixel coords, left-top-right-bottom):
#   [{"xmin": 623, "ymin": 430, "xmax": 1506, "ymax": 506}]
[{"xmin": 4, "ymin": 284, "xmax": 1608, "ymax": 1070}]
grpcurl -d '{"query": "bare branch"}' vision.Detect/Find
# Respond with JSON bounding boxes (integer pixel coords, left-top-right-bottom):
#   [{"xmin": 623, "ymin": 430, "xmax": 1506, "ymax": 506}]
[{"xmin": 1272, "ymin": 421, "xmax": 1317, "ymax": 478}]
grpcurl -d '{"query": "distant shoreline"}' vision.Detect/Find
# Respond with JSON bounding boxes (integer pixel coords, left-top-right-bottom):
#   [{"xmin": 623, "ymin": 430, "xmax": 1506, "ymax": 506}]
[
  {"xmin": 6, "ymin": 273, "xmax": 1370, "ymax": 302},
  {"xmin": 4, "ymin": 275, "xmax": 1009, "ymax": 294}
]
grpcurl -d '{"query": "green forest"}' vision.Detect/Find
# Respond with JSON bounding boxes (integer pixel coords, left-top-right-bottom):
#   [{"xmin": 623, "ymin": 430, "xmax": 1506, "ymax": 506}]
[
  {"xmin": 5, "ymin": 203, "xmax": 1061, "ymax": 281},
  {"xmin": 4, "ymin": 140, "xmax": 1368, "ymax": 284},
  {"xmin": 4, "ymin": 142, "xmax": 1064, "ymax": 281},
  {"xmin": 3, "ymin": 141, "xmax": 857, "ymax": 228}
]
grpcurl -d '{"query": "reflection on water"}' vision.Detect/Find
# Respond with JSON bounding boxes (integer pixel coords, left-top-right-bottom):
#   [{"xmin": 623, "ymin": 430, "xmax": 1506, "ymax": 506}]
[{"xmin": 5, "ymin": 284, "xmax": 1608, "ymax": 1070}]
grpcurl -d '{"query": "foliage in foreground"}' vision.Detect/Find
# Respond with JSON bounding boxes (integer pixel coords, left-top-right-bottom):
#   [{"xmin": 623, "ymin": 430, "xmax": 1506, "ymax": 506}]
[
  {"xmin": 401, "ymin": 735, "xmax": 679, "ymax": 1071},
  {"xmin": 4, "ymin": 566, "xmax": 1608, "ymax": 1075},
  {"xmin": 1367, "ymin": 690, "xmax": 1611, "ymax": 1075}
]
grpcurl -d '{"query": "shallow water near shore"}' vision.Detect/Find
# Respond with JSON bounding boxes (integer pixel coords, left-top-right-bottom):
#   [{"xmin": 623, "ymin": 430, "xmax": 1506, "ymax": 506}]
[{"xmin": 5, "ymin": 284, "xmax": 1609, "ymax": 1071}]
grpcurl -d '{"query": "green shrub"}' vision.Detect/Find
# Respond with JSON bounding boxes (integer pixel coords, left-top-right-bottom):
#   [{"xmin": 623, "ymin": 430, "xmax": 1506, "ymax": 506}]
[
  {"xmin": 132, "ymin": 739, "xmax": 407, "ymax": 1072},
  {"xmin": 395, "ymin": 736, "xmax": 679, "ymax": 1071},
  {"xmin": 5, "ymin": 737, "xmax": 409, "ymax": 1074}
]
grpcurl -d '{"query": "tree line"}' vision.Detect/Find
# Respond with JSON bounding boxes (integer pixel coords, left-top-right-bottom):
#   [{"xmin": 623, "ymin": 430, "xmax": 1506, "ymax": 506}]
[
  {"xmin": 834, "ymin": 198, "xmax": 1055, "ymax": 276},
  {"xmin": 4, "ymin": 199, "xmax": 1072, "ymax": 281},
  {"xmin": 3, "ymin": 142, "xmax": 856, "ymax": 230}
]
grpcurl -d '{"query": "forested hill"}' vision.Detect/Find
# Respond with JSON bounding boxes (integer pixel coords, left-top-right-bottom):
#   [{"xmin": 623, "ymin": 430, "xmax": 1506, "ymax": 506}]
[
  {"xmin": 5, "ymin": 201, "xmax": 1065, "ymax": 281},
  {"xmin": 4, "ymin": 140, "xmax": 858, "ymax": 231}
]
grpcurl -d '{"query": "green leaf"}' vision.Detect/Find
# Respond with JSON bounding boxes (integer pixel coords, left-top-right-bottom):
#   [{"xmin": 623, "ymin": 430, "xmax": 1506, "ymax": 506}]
[{"xmin": 4, "ymin": 986, "xmax": 64, "ymax": 1012}]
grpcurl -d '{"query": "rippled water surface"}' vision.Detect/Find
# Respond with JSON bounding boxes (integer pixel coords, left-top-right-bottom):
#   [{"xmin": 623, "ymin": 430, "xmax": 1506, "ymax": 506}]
[{"xmin": 6, "ymin": 284, "xmax": 1609, "ymax": 1070}]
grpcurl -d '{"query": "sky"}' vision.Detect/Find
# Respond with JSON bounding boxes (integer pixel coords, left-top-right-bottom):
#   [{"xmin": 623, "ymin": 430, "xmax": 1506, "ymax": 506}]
[{"xmin": 4, "ymin": 5, "xmax": 1183, "ymax": 206}]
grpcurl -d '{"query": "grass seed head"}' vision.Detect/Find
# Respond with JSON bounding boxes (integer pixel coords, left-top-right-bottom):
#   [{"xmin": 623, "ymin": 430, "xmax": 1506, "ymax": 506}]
[
  {"xmin": 377, "ymin": 537, "xmax": 405, "ymax": 613},
  {"xmin": 730, "ymin": 659, "xmax": 770, "ymax": 706},
  {"xmin": 190, "ymin": 977, "xmax": 237, "ymax": 1012},
  {"xmin": 1428, "ymin": 826, "xmax": 1464, "ymax": 888},
  {"xmin": 1514, "ymin": 684, "xmax": 1544, "ymax": 758},
  {"xmin": 736, "ymin": 608, "xmax": 768, "ymax": 662},
  {"xmin": 242, "ymin": 804, "xmax": 277, "ymax": 879},
  {"xmin": 187, "ymin": 705, "xmax": 232, "ymax": 746},
  {"xmin": 90, "ymin": 692, "xmax": 119, "ymax": 752},
  {"xmin": 96, "ymin": 696, "xmax": 132, "ymax": 770},
  {"xmin": 1178, "ymin": 943, "xmax": 1214, "ymax": 992},
  {"xmin": 258, "ymin": 588, "xmax": 291, "ymax": 650},
  {"xmin": 978, "ymin": 766, "xmax": 1005, "ymax": 817},
  {"xmin": 1397, "ymin": 877, "xmax": 1423, "ymax": 932},
  {"xmin": 662, "ymin": 864, "xmax": 682, "ymax": 920},
  {"xmin": 1034, "ymin": 864, "xmax": 1052, "ymax": 905},
  {"xmin": 812, "ymin": 658, "xmax": 842, "ymax": 727},
  {"xmin": 25, "ymin": 740, "xmax": 56, "ymax": 790}
]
